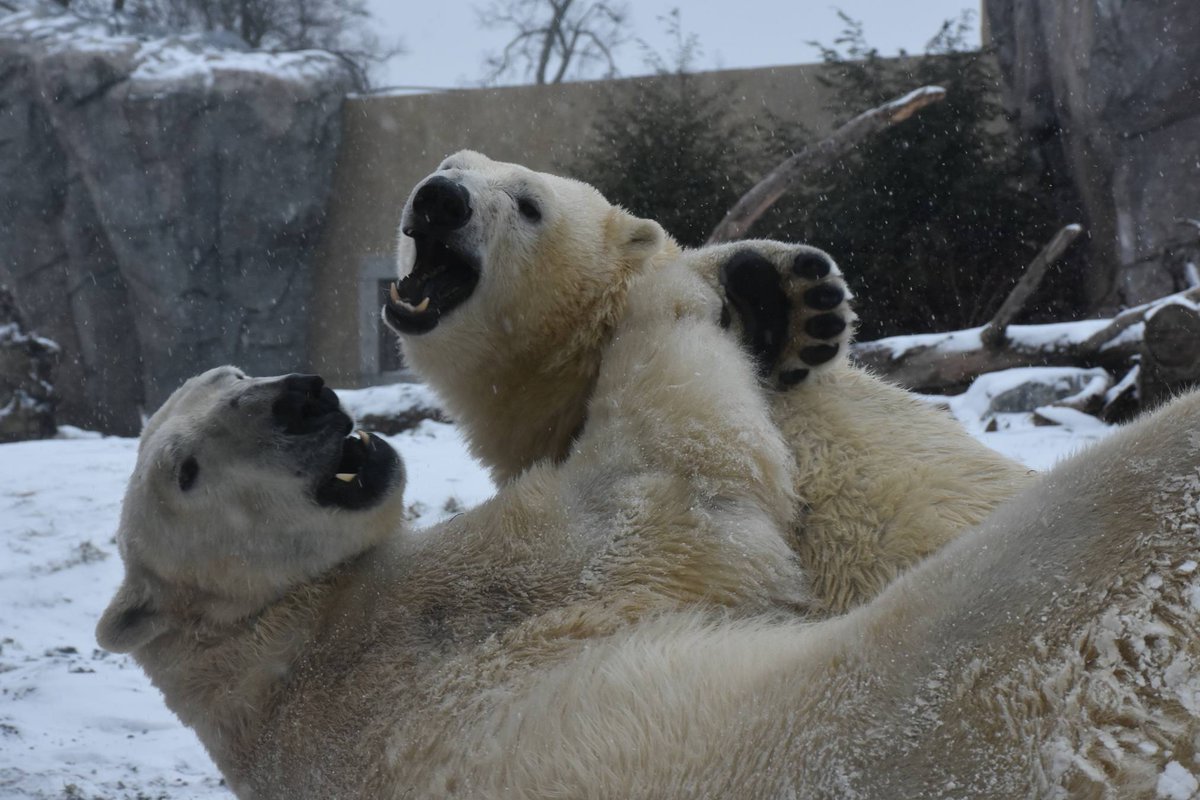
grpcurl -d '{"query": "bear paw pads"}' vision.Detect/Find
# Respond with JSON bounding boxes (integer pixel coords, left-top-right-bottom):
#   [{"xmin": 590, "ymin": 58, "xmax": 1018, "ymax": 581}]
[{"xmin": 719, "ymin": 246, "xmax": 854, "ymax": 389}]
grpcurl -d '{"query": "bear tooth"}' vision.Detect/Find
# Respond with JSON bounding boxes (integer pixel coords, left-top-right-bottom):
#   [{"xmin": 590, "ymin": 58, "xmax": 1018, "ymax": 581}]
[
  {"xmin": 357, "ymin": 430, "xmax": 370, "ymax": 444},
  {"xmin": 414, "ymin": 297, "xmax": 431, "ymax": 313},
  {"xmin": 389, "ymin": 282, "xmax": 401, "ymax": 305},
  {"xmin": 335, "ymin": 473, "xmax": 357, "ymax": 482}
]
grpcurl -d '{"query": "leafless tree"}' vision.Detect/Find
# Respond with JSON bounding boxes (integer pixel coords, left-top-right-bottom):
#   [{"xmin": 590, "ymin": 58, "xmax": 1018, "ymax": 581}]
[{"xmin": 478, "ymin": 0, "xmax": 630, "ymax": 85}]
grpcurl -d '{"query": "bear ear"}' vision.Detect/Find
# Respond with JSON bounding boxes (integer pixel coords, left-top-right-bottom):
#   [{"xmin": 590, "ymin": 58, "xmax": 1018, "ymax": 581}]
[
  {"xmin": 96, "ymin": 576, "xmax": 168, "ymax": 653},
  {"xmin": 613, "ymin": 210, "xmax": 668, "ymax": 262}
]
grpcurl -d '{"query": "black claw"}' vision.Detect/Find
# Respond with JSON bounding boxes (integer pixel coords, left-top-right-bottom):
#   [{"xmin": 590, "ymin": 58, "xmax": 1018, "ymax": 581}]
[
  {"xmin": 793, "ymin": 252, "xmax": 832, "ymax": 281},
  {"xmin": 719, "ymin": 250, "xmax": 789, "ymax": 377},
  {"xmin": 799, "ymin": 344, "xmax": 839, "ymax": 366},
  {"xmin": 803, "ymin": 284, "xmax": 844, "ymax": 311},
  {"xmin": 780, "ymin": 368, "xmax": 809, "ymax": 387},
  {"xmin": 805, "ymin": 313, "xmax": 848, "ymax": 339},
  {"xmin": 719, "ymin": 302, "xmax": 731, "ymax": 329}
]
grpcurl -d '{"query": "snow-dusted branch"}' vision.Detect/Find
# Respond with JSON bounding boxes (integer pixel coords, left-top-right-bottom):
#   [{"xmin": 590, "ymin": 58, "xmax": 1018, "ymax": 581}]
[
  {"xmin": 1077, "ymin": 284, "xmax": 1200, "ymax": 352},
  {"xmin": 706, "ymin": 85, "xmax": 947, "ymax": 245},
  {"xmin": 979, "ymin": 224, "xmax": 1082, "ymax": 349}
]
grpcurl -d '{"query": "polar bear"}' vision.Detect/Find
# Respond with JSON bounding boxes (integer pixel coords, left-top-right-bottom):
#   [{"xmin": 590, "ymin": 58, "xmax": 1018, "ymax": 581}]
[
  {"xmin": 96, "ymin": 246, "xmax": 810, "ymax": 796},
  {"xmin": 98, "ymin": 243, "xmax": 1200, "ymax": 797},
  {"xmin": 386, "ymin": 150, "xmax": 1032, "ymax": 614}
]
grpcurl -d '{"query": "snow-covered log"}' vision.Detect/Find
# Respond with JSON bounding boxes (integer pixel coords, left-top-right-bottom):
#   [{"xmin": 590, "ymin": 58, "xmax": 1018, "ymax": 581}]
[{"xmin": 853, "ymin": 285, "xmax": 1200, "ymax": 396}]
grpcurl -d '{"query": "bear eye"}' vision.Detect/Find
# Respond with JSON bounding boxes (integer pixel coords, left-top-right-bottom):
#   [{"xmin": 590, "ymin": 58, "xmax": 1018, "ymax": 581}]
[
  {"xmin": 178, "ymin": 456, "xmax": 199, "ymax": 492},
  {"xmin": 517, "ymin": 197, "xmax": 542, "ymax": 222}
]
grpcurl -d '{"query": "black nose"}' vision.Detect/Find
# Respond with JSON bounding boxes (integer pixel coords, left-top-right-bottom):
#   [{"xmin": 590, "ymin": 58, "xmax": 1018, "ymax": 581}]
[
  {"xmin": 407, "ymin": 176, "xmax": 472, "ymax": 236},
  {"xmin": 272, "ymin": 374, "xmax": 342, "ymax": 434}
]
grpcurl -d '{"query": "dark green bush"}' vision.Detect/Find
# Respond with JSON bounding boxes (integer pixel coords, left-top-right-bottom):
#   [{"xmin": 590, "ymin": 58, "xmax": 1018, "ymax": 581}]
[{"xmin": 574, "ymin": 12, "xmax": 1064, "ymax": 339}]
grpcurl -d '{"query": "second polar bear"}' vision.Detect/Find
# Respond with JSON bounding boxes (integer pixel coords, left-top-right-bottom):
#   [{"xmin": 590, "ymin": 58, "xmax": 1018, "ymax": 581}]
[{"xmin": 386, "ymin": 150, "xmax": 1032, "ymax": 614}]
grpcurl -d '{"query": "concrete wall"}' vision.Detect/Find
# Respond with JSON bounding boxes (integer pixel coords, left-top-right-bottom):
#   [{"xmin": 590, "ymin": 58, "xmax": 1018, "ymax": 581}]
[{"xmin": 307, "ymin": 62, "xmax": 848, "ymax": 387}]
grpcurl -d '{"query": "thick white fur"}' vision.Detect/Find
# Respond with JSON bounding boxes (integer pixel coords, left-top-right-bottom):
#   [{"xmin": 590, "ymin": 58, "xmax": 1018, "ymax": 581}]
[
  {"xmin": 97, "ymin": 263, "xmax": 808, "ymax": 798},
  {"xmin": 478, "ymin": 391, "xmax": 1200, "ymax": 798},
  {"xmin": 396, "ymin": 151, "xmax": 1032, "ymax": 613},
  {"xmin": 101, "ymin": 286, "xmax": 1200, "ymax": 796}
]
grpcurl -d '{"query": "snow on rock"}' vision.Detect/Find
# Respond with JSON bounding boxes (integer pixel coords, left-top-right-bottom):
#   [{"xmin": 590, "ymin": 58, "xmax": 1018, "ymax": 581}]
[
  {"xmin": 0, "ymin": 6, "xmax": 343, "ymax": 87},
  {"xmin": 1032, "ymin": 405, "xmax": 1110, "ymax": 430},
  {"xmin": 920, "ymin": 367, "xmax": 1118, "ymax": 472},
  {"xmin": 0, "ymin": 6, "xmax": 354, "ymax": 435},
  {"xmin": 950, "ymin": 365, "xmax": 1112, "ymax": 420}
]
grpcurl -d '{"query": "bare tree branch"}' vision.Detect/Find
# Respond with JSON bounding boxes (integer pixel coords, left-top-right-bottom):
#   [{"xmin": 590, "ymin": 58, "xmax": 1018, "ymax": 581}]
[
  {"xmin": 979, "ymin": 224, "xmax": 1083, "ymax": 349},
  {"xmin": 706, "ymin": 85, "xmax": 947, "ymax": 245},
  {"xmin": 536, "ymin": 0, "xmax": 571, "ymax": 84},
  {"xmin": 479, "ymin": 0, "xmax": 628, "ymax": 85}
]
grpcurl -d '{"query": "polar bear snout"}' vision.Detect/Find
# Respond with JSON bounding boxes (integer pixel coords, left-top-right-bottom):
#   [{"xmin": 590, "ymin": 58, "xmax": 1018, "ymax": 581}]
[
  {"xmin": 389, "ymin": 176, "xmax": 482, "ymax": 335},
  {"xmin": 271, "ymin": 373, "xmax": 346, "ymax": 437},
  {"xmin": 405, "ymin": 176, "xmax": 472, "ymax": 236},
  {"xmin": 260, "ymin": 374, "xmax": 402, "ymax": 512}
]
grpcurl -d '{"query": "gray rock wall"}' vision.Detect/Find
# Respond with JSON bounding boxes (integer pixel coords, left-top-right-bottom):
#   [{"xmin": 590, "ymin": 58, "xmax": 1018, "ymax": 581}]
[
  {"xmin": 985, "ymin": 0, "xmax": 1200, "ymax": 310},
  {"xmin": 0, "ymin": 8, "xmax": 353, "ymax": 433}
]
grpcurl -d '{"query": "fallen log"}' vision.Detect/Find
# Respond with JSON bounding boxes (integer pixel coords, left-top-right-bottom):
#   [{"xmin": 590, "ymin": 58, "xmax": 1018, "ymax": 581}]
[{"xmin": 852, "ymin": 285, "xmax": 1200, "ymax": 394}]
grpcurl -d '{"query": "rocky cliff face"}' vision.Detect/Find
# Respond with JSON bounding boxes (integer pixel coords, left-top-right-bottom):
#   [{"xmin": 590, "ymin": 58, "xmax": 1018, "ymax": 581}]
[
  {"xmin": 0, "ymin": 6, "xmax": 354, "ymax": 433},
  {"xmin": 985, "ymin": 0, "xmax": 1200, "ymax": 310}
]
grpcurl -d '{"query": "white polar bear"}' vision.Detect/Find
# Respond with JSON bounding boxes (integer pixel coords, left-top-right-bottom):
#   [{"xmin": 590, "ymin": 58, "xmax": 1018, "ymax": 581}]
[
  {"xmin": 386, "ymin": 150, "xmax": 1032, "ymax": 615},
  {"xmin": 98, "ymin": 243, "xmax": 1200, "ymax": 798},
  {"xmin": 97, "ymin": 245, "xmax": 809, "ymax": 797}
]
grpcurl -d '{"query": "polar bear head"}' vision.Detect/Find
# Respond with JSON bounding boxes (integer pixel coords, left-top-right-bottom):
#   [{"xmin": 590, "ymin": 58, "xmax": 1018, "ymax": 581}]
[
  {"xmin": 385, "ymin": 149, "xmax": 673, "ymax": 350},
  {"xmin": 97, "ymin": 366, "xmax": 406, "ymax": 652},
  {"xmin": 383, "ymin": 151, "xmax": 678, "ymax": 482}
]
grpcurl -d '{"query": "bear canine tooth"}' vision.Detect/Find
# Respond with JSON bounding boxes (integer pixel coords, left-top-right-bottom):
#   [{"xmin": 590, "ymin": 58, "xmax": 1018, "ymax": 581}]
[
  {"xmin": 389, "ymin": 282, "xmax": 401, "ymax": 305},
  {"xmin": 414, "ymin": 297, "xmax": 431, "ymax": 313},
  {"xmin": 357, "ymin": 430, "xmax": 370, "ymax": 444},
  {"xmin": 335, "ymin": 473, "xmax": 357, "ymax": 482}
]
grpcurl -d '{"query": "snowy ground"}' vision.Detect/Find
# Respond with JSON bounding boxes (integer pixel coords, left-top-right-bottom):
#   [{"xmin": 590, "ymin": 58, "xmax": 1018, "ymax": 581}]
[{"xmin": 0, "ymin": 383, "xmax": 1112, "ymax": 799}]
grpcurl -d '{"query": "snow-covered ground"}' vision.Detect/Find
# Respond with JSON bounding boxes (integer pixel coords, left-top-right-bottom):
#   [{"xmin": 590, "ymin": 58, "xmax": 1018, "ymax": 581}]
[{"xmin": 0, "ymin": 383, "xmax": 1112, "ymax": 799}]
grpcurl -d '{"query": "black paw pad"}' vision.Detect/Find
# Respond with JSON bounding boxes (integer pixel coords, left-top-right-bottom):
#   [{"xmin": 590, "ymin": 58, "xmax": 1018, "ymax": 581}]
[
  {"xmin": 803, "ymin": 285, "xmax": 844, "ymax": 311},
  {"xmin": 799, "ymin": 344, "xmax": 839, "ymax": 366},
  {"xmin": 720, "ymin": 251, "xmax": 789, "ymax": 377},
  {"xmin": 792, "ymin": 252, "xmax": 832, "ymax": 281},
  {"xmin": 805, "ymin": 313, "xmax": 847, "ymax": 339},
  {"xmin": 779, "ymin": 368, "xmax": 809, "ymax": 387}
]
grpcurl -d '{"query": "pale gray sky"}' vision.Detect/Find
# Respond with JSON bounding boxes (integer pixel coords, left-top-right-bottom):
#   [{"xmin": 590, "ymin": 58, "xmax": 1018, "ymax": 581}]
[{"xmin": 368, "ymin": 1, "xmax": 981, "ymax": 91}]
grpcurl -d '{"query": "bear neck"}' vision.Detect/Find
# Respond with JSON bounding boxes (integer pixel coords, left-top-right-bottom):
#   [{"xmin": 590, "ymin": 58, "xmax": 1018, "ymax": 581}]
[
  {"xmin": 134, "ymin": 558, "xmax": 370, "ymax": 790},
  {"xmin": 425, "ymin": 251, "xmax": 661, "ymax": 485}
]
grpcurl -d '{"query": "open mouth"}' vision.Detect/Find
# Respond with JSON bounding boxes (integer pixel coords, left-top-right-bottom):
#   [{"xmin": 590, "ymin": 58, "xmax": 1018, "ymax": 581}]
[
  {"xmin": 313, "ymin": 424, "xmax": 401, "ymax": 510},
  {"xmin": 383, "ymin": 235, "xmax": 480, "ymax": 335}
]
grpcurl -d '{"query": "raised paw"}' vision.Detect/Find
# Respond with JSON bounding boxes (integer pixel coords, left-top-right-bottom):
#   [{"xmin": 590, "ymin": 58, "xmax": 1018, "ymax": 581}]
[{"xmin": 717, "ymin": 244, "xmax": 855, "ymax": 389}]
